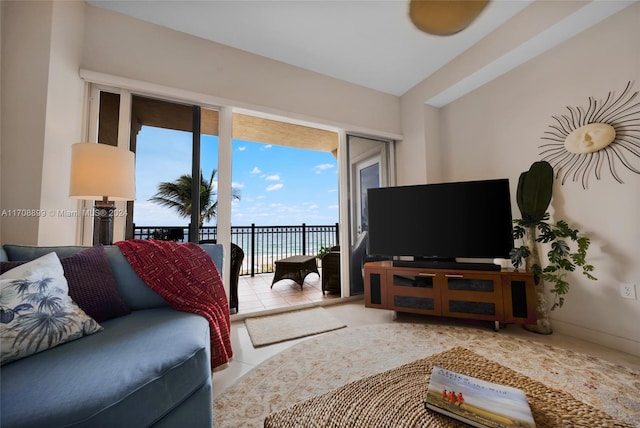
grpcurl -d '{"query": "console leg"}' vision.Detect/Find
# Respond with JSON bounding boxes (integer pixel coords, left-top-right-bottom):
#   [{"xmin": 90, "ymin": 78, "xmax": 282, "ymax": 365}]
[{"xmin": 494, "ymin": 321, "xmax": 500, "ymax": 332}]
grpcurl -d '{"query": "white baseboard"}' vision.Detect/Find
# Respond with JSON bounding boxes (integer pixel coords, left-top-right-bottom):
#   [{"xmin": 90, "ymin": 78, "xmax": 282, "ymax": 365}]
[{"xmin": 552, "ymin": 318, "xmax": 640, "ymax": 357}]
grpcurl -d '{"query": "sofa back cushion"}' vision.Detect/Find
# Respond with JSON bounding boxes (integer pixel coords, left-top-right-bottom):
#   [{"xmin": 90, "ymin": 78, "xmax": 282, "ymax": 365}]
[
  {"xmin": 2, "ymin": 243, "xmax": 225, "ymax": 311},
  {"xmin": 1, "ymin": 246, "xmax": 133, "ymax": 321},
  {"xmin": 102, "ymin": 246, "xmax": 169, "ymax": 309},
  {"xmin": 3, "ymin": 245, "xmax": 167, "ymax": 310}
]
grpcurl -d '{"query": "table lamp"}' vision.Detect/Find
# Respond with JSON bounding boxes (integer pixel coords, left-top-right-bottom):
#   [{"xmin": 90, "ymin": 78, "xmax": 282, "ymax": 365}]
[{"xmin": 69, "ymin": 143, "xmax": 135, "ymax": 245}]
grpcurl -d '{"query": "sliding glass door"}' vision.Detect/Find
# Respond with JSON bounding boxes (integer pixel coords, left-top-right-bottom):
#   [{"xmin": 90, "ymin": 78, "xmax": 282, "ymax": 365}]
[
  {"xmin": 89, "ymin": 89, "xmax": 220, "ymax": 245},
  {"xmin": 346, "ymin": 135, "xmax": 394, "ymax": 295}
]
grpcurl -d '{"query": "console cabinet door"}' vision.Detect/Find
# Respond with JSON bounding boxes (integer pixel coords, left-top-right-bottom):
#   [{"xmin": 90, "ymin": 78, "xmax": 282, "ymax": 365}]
[
  {"xmin": 386, "ymin": 269, "xmax": 441, "ymax": 315},
  {"xmin": 364, "ymin": 266, "xmax": 387, "ymax": 309},
  {"xmin": 501, "ymin": 273, "xmax": 537, "ymax": 324},
  {"xmin": 440, "ymin": 272, "xmax": 503, "ymax": 321}
]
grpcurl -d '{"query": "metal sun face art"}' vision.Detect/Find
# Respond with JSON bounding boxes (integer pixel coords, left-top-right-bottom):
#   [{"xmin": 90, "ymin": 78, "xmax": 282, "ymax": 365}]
[{"xmin": 539, "ymin": 81, "xmax": 640, "ymax": 189}]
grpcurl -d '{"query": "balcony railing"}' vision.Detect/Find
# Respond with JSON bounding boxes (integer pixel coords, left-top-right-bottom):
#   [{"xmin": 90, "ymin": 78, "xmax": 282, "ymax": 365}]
[{"xmin": 132, "ymin": 223, "xmax": 339, "ymax": 277}]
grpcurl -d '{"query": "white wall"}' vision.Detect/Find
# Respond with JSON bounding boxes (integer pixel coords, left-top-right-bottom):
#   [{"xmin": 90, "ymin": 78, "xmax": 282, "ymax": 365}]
[
  {"xmin": 1, "ymin": 1, "xmax": 401, "ymax": 246},
  {"xmin": 38, "ymin": 1, "xmax": 86, "ymax": 245},
  {"xmin": 402, "ymin": 3, "xmax": 640, "ymax": 355},
  {"xmin": 0, "ymin": 1, "xmax": 85, "ymax": 246},
  {"xmin": 1, "ymin": 1, "xmax": 52, "ymax": 245},
  {"xmin": 81, "ymin": 5, "xmax": 401, "ymax": 139}
]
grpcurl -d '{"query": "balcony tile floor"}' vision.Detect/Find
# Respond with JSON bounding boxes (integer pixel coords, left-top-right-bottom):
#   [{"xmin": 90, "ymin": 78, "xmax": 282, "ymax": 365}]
[{"xmin": 235, "ymin": 269, "xmax": 341, "ymax": 315}]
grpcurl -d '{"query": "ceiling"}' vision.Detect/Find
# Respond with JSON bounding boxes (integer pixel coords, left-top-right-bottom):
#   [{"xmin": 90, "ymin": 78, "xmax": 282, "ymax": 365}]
[
  {"xmin": 86, "ymin": 1, "xmax": 634, "ymax": 98},
  {"xmin": 129, "ymin": 95, "xmax": 339, "ymax": 154}
]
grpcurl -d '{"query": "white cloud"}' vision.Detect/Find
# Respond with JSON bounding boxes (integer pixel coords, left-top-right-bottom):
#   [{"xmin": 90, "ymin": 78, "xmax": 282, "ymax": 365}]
[
  {"xmin": 260, "ymin": 144, "xmax": 273, "ymax": 151},
  {"xmin": 250, "ymin": 167, "xmax": 261, "ymax": 174},
  {"xmin": 133, "ymin": 201, "xmax": 185, "ymax": 226},
  {"xmin": 238, "ymin": 146, "xmax": 246, "ymax": 151},
  {"xmin": 232, "ymin": 182, "xmax": 244, "ymax": 189},
  {"xmin": 313, "ymin": 163, "xmax": 335, "ymax": 174},
  {"xmin": 265, "ymin": 174, "xmax": 280, "ymax": 181},
  {"xmin": 266, "ymin": 183, "xmax": 284, "ymax": 191}
]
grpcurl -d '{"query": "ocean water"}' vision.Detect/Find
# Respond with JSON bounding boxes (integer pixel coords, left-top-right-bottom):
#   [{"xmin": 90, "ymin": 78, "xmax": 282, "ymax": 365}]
[{"xmin": 133, "ymin": 224, "xmax": 338, "ymax": 275}]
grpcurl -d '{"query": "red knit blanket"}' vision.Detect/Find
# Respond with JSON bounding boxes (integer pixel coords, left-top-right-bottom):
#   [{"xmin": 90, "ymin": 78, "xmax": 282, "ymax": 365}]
[{"xmin": 115, "ymin": 239, "xmax": 232, "ymax": 369}]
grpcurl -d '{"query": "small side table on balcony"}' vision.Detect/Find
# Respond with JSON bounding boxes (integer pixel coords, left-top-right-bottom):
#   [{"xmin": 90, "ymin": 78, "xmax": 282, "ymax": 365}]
[{"xmin": 271, "ymin": 255, "xmax": 319, "ymax": 290}]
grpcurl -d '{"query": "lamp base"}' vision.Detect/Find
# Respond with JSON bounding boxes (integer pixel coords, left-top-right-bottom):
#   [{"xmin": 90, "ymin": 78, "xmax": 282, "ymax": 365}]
[{"xmin": 95, "ymin": 199, "xmax": 115, "ymax": 245}]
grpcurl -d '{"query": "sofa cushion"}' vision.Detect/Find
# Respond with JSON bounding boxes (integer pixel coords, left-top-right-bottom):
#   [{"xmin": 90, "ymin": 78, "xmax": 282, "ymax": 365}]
[
  {"xmin": 2, "ymin": 244, "xmax": 224, "ymax": 311},
  {"xmin": 1, "ymin": 247, "xmax": 132, "ymax": 323},
  {"xmin": 0, "ymin": 261, "xmax": 24, "ymax": 272},
  {"xmin": 61, "ymin": 246, "xmax": 131, "ymax": 322},
  {"xmin": 0, "ymin": 253, "xmax": 103, "ymax": 365},
  {"xmin": 2, "ymin": 245, "xmax": 169, "ymax": 310},
  {"xmin": 102, "ymin": 246, "xmax": 169, "ymax": 309},
  {"xmin": 0, "ymin": 308, "xmax": 212, "ymax": 428}
]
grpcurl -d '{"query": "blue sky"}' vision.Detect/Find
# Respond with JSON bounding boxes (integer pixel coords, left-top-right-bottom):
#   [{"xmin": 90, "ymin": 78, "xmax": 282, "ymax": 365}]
[{"xmin": 133, "ymin": 126, "xmax": 339, "ymax": 227}]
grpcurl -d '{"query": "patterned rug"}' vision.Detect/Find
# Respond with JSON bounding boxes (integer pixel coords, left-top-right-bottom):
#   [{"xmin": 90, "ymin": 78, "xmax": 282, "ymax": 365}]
[{"xmin": 213, "ymin": 323, "xmax": 640, "ymax": 427}]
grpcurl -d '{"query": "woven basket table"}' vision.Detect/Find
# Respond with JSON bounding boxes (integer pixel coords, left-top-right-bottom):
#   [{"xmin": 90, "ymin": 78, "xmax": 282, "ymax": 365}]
[{"xmin": 264, "ymin": 346, "xmax": 632, "ymax": 428}]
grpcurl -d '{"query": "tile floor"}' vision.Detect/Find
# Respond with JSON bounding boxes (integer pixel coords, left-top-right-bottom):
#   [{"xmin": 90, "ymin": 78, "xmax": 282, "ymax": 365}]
[
  {"xmin": 213, "ymin": 300, "xmax": 640, "ymax": 400},
  {"xmin": 234, "ymin": 270, "xmax": 340, "ymax": 315}
]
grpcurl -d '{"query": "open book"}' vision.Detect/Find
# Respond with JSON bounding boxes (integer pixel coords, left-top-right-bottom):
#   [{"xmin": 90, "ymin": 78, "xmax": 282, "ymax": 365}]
[{"xmin": 424, "ymin": 366, "xmax": 536, "ymax": 428}]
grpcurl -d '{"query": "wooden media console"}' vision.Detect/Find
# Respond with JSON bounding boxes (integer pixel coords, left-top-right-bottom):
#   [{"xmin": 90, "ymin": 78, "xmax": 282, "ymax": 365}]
[{"xmin": 364, "ymin": 261, "xmax": 537, "ymax": 330}]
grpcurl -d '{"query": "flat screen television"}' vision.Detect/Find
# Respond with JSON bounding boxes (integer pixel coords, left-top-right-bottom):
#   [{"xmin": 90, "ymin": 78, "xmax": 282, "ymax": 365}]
[{"xmin": 367, "ymin": 179, "xmax": 513, "ymax": 270}]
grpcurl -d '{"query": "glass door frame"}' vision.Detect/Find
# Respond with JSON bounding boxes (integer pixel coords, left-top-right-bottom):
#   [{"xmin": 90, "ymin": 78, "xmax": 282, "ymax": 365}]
[
  {"xmin": 344, "ymin": 134, "xmax": 395, "ymax": 296},
  {"xmin": 81, "ymin": 70, "xmax": 400, "ymax": 304}
]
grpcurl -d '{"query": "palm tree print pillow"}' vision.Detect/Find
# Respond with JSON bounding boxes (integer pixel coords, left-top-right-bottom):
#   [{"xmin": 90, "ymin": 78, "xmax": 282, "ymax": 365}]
[{"xmin": 0, "ymin": 252, "xmax": 103, "ymax": 365}]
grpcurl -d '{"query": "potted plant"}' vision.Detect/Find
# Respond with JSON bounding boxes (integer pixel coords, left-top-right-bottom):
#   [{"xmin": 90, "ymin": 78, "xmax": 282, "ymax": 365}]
[
  {"xmin": 317, "ymin": 246, "xmax": 333, "ymax": 260},
  {"xmin": 509, "ymin": 161, "xmax": 596, "ymax": 334}
]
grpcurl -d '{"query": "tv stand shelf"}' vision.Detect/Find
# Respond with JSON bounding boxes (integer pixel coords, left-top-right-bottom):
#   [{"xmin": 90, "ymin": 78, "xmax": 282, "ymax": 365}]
[{"xmin": 364, "ymin": 261, "xmax": 536, "ymax": 330}]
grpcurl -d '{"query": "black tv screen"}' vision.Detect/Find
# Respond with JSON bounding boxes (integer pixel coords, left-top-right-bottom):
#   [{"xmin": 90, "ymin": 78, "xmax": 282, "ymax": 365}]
[{"xmin": 367, "ymin": 179, "xmax": 513, "ymax": 261}]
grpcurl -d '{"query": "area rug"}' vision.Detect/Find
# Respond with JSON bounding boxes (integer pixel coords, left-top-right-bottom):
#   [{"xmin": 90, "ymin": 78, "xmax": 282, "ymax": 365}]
[
  {"xmin": 264, "ymin": 346, "xmax": 631, "ymax": 428},
  {"xmin": 213, "ymin": 323, "xmax": 640, "ymax": 427},
  {"xmin": 244, "ymin": 307, "xmax": 346, "ymax": 347}
]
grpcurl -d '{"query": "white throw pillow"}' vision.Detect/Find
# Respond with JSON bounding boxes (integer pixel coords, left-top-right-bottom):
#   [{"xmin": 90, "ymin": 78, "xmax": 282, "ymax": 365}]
[{"xmin": 0, "ymin": 252, "xmax": 103, "ymax": 365}]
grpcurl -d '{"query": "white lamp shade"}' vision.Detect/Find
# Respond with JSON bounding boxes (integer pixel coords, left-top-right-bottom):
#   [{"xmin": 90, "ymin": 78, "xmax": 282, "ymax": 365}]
[{"xmin": 69, "ymin": 143, "xmax": 136, "ymax": 201}]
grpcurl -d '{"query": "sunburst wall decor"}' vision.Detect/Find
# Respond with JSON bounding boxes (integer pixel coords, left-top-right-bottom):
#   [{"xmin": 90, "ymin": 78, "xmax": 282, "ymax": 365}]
[{"xmin": 539, "ymin": 81, "xmax": 640, "ymax": 189}]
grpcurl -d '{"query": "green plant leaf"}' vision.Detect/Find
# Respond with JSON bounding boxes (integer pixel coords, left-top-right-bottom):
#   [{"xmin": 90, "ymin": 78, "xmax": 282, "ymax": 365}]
[
  {"xmin": 512, "ymin": 222, "xmax": 526, "ymax": 240},
  {"xmin": 550, "ymin": 240, "xmax": 570, "ymax": 256},
  {"xmin": 516, "ymin": 161, "xmax": 554, "ymax": 224},
  {"xmin": 509, "ymin": 246, "xmax": 529, "ymax": 269},
  {"xmin": 512, "ymin": 214, "xmax": 597, "ymax": 310}
]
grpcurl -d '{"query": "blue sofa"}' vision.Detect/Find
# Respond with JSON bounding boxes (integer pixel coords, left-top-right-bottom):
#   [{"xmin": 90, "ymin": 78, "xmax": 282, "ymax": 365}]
[{"xmin": 0, "ymin": 243, "xmax": 223, "ymax": 428}]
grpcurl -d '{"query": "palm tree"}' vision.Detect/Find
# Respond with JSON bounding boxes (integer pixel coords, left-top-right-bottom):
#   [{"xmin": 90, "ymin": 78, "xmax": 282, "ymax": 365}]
[{"xmin": 149, "ymin": 169, "xmax": 240, "ymax": 227}]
